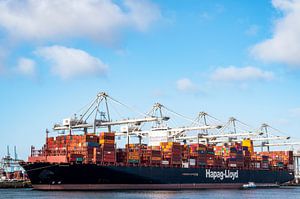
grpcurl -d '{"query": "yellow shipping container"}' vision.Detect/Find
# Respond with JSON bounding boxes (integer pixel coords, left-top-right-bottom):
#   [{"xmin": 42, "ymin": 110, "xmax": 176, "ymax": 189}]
[
  {"xmin": 128, "ymin": 155, "xmax": 140, "ymax": 160},
  {"xmin": 99, "ymin": 139, "xmax": 115, "ymax": 144},
  {"xmin": 242, "ymin": 139, "xmax": 254, "ymax": 153}
]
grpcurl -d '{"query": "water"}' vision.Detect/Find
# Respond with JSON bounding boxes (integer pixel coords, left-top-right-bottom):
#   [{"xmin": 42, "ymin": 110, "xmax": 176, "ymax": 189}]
[{"xmin": 1, "ymin": 188, "xmax": 300, "ymax": 199}]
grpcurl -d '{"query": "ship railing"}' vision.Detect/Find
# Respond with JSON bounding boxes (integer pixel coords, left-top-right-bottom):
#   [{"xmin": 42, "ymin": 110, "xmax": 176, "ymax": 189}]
[{"xmin": 30, "ymin": 147, "xmax": 69, "ymax": 157}]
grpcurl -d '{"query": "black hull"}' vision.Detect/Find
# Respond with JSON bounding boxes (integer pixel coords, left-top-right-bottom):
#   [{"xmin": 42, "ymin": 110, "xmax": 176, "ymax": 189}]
[{"xmin": 21, "ymin": 162, "xmax": 294, "ymax": 190}]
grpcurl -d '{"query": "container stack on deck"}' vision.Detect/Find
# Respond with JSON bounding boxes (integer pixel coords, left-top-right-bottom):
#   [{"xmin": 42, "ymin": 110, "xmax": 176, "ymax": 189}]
[
  {"xmin": 206, "ymin": 146, "xmax": 215, "ymax": 167},
  {"xmin": 28, "ymin": 132, "xmax": 294, "ymax": 172},
  {"xmin": 149, "ymin": 146, "xmax": 162, "ymax": 165},
  {"xmin": 99, "ymin": 132, "xmax": 116, "ymax": 163},
  {"xmin": 259, "ymin": 151, "xmax": 294, "ymax": 170},
  {"xmin": 81, "ymin": 134, "xmax": 99, "ymax": 164},
  {"xmin": 116, "ymin": 149, "xmax": 127, "ymax": 164},
  {"xmin": 126, "ymin": 144, "xmax": 141, "ymax": 164},
  {"xmin": 161, "ymin": 142, "xmax": 182, "ymax": 166}
]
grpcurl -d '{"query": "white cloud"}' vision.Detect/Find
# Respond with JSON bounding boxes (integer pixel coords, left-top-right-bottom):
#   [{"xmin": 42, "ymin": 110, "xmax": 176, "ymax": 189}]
[
  {"xmin": 36, "ymin": 45, "xmax": 108, "ymax": 79},
  {"xmin": 0, "ymin": 0, "xmax": 160, "ymax": 43},
  {"xmin": 15, "ymin": 58, "xmax": 36, "ymax": 77},
  {"xmin": 211, "ymin": 66, "xmax": 274, "ymax": 82},
  {"xmin": 176, "ymin": 78, "xmax": 198, "ymax": 93},
  {"xmin": 251, "ymin": 0, "xmax": 300, "ymax": 66}
]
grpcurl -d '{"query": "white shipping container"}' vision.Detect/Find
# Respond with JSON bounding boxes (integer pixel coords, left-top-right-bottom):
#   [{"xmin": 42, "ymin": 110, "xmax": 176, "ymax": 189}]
[
  {"xmin": 162, "ymin": 160, "xmax": 169, "ymax": 165},
  {"xmin": 288, "ymin": 164, "xmax": 294, "ymax": 170},
  {"xmin": 189, "ymin": 159, "xmax": 196, "ymax": 166},
  {"xmin": 182, "ymin": 162, "xmax": 189, "ymax": 168}
]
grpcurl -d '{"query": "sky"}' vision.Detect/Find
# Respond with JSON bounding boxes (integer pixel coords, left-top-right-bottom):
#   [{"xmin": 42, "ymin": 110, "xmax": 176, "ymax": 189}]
[{"xmin": 1, "ymin": 0, "xmax": 300, "ymax": 159}]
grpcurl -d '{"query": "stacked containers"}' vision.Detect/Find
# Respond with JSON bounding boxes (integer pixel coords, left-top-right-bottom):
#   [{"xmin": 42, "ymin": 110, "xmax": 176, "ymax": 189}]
[
  {"xmin": 228, "ymin": 146, "xmax": 237, "ymax": 168},
  {"xmin": 161, "ymin": 142, "xmax": 182, "ymax": 165},
  {"xmin": 149, "ymin": 146, "xmax": 162, "ymax": 165},
  {"xmin": 214, "ymin": 144, "xmax": 230, "ymax": 164},
  {"xmin": 70, "ymin": 153, "xmax": 84, "ymax": 163},
  {"xmin": 140, "ymin": 144, "xmax": 148, "ymax": 163},
  {"xmin": 214, "ymin": 156, "xmax": 223, "ymax": 167},
  {"xmin": 40, "ymin": 134, "xmax": 294, "ymax": 171},
  {"xmin": 206, "ymin": 145, "xmax": 215, "ymax": 166},
  {"xmin": 99, "ymin": 132, "xmax": 116, "ymax": 163},
  {"xmin": 66, "ymin": 135, "xmax": 83, "ymax": 154},
  {"xmin": 198, "ymin": 144, "xmax": 207, "ymax": 167},
  {"xmin": 116, "ymin": 149, "xmax": 127, "ymax": 163},
  {"xmin": 46, "ymin": 134, "xmax": 100, "ymax": 163},
  {"xmin": 82, "ymin": 134, "xmax": 99, "ymax": 163},
  {"xmin": 188, "ymin": 144, "xmax": 207, "ymax": 167},
  {"xmin": 285, "ymin": 151, "xmax": 294, "ymax": 170},
  {"xmin": 259, "ymin": 151, "xmax": 293, "ymax": 169},
  {"xmin": 181, "ymin": 144, "xmax": 189, "ymax": 162},
  {"xmin": 213, "ymin": 146, "xmax": 224, "ymax": 167},
  {"xmin": 251, "ymin": 153, "xmax": 261, "ymax": 169},
  {"xmin": 236, "ymin": 150, "xmax": 244, "ymax": 167},
  {"xmin": 235, "ymin": 143, "xmax": 244, "ymax": 168},
  {"xmin": 140, "ymin": 147, "xmax": 149, "ymax": 164},
  {"xmin": 47, "ymin": 136, "xmax": 67, "ymax": 156},
  {"xmin": 261, "ymin": 155, "xmax": 269, "ymax": 169},
  {"xmin": 139, "ymin": 146, "xmax": 162, "ymax": 165},
  {"xmin": 189, "ymin": 144, "xmax": 198, "ymax": 166},
  {"xmin": 243, "ymin": 146, "xmax": 251, "ymax": 168},
  {"xmin": 126, "ymin": 144, "xmax": 140, "ymax": 164},
  {"xmin": 93, "ymin": 148, "xmax": 102, "ymax": 164}
]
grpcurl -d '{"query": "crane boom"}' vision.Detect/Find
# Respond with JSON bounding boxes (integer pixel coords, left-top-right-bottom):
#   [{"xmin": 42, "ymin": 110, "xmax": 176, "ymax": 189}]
[
  {"xmin": 175, "ymin": 132, "xmax": 257, "ymax": 143},
  {"xmin": 53, "ymin": 117, "xmax": 166, "ymax": 131},
  {"xmin": 234, "ymin": 136, "xmax": 290, "ymax": 142},
  {"xmin": 255, "ymin": 142, "xmax": 300, "ymax": 147},
  {"xmin": 170, "ymin": 125, "xmax": 222, "ymax": 133},
  {"xmin": 202, "ymin": 132, "xmax": 256, "ymax": 139}
]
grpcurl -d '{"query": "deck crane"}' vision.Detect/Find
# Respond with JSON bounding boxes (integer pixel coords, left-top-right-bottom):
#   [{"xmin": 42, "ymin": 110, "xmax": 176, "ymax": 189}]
[
  {"xmin": 254, "ymin": 142, "xmax": 300, "ymax": 147},
  {"xmin": 125, "ymin": 106, "xmax": 260, "ymax": 145},
  {"xmin": 147, "ymin": 110, "xmax": 262, "ymax": 145},
  {"xmin": 115, "ymin": 104, "xmax": 225, "ymax": 145},
  {"xmin": 52, "ymin": 92, "xmax": 167, "ymax": 134},
  {"xmin": 181, "ymin": 116, "xmax": 272, "ymax": 145},
  {"xmin": 115, "ymin": 104, "xmax": 222, "ymax": 145},
  {"xmin": 252, "ymin": 123, "xmax": 292, "ymax": 152},
  {"xmin": 199, "ymin": 117, "xmax": 261, "ymax": 144},
  {"xmin": 246, "ymin": 123, "xmax": 300, "ymax": 152}
]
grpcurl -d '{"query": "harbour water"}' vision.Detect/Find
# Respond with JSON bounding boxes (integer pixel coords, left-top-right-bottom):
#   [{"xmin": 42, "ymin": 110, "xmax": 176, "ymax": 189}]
[{"xmin": 1, "ymin": 187, "xmax": 300, "ymax": 199}]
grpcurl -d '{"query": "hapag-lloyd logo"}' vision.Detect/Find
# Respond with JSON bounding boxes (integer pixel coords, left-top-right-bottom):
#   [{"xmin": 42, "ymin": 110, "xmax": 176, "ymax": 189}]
[{"xmin": 205, "ymin": 169, "xmax": 239, "ymax": 180}]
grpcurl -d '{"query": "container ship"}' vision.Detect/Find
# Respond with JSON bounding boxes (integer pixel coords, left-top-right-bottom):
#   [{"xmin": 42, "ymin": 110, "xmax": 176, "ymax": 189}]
[{"xmin": 20, "ymin": 92, "xmax": 295, "ymax": 190}]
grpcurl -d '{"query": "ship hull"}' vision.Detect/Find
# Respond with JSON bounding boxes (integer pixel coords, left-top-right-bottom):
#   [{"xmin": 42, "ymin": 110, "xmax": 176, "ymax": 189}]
[{"xmin": 21, "ymin": 162, "xmax": 294, "ymax": 190}]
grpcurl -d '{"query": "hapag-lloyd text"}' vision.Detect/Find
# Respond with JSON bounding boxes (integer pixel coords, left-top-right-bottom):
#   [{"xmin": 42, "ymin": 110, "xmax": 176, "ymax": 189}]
[{"xmin": 206, "ymin": 169, "xmax": 239, "ymax": 180}]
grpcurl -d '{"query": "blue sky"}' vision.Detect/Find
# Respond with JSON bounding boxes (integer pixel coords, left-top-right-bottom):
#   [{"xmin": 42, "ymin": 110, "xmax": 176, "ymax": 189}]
[{"xmin": 1, "ymin": 0, "xmax": 300, "ymax": 159}]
